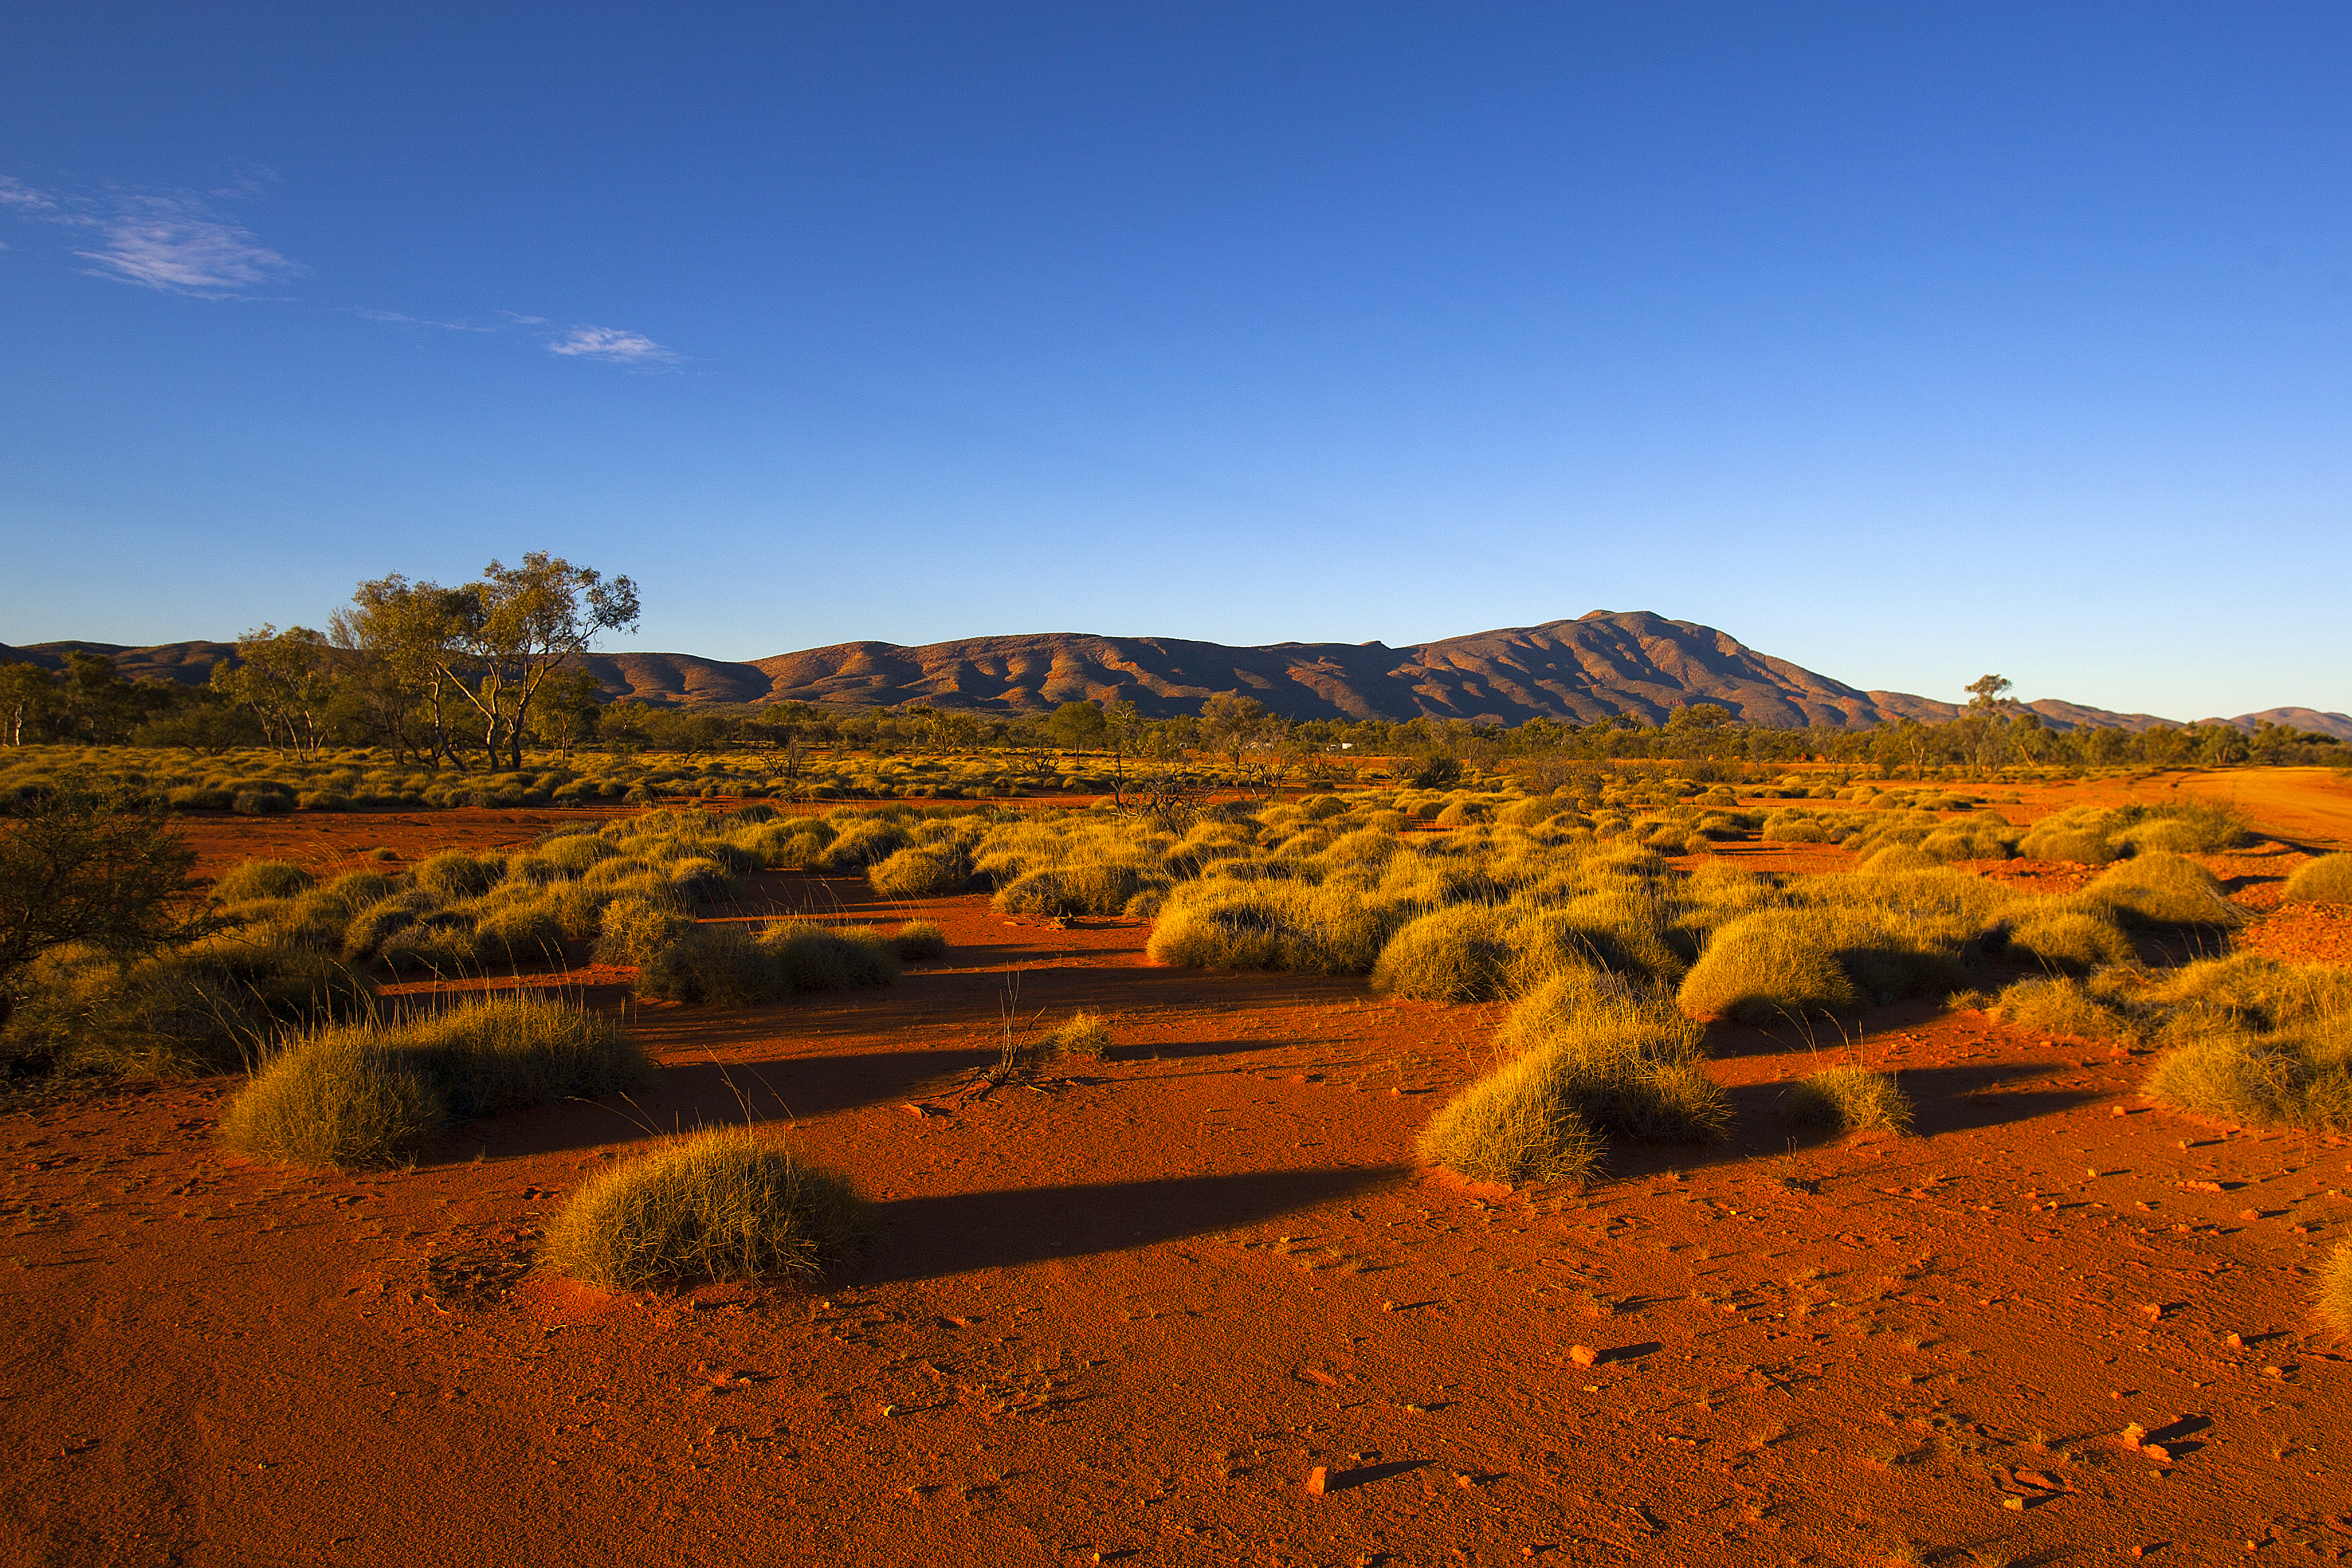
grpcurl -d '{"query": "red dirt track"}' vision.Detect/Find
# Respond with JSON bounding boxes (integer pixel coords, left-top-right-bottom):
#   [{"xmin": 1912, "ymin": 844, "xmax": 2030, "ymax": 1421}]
[{"xmin": 6, "ymin": 782, "xmax": 2352, "ymax": 1565}]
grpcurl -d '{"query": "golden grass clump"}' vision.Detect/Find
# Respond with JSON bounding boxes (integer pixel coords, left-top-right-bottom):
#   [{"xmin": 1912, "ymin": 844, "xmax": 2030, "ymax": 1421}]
[
  {"xmin": 2136, "ymin": 954, "xmax": 2352, "ymax": 1132},
  {"xmin": 1783, "ymin": 1065, "xmax": 1912, "ymax": 1133},
  {"xmin": 1370, "ymin": 905, "xmax": 1514, "ymax": 1002},
  {"xmin": 1041, "ymin": 1011, "xmax": 1111, "ymax": 1061},
  {"xmin": 868, "ymin": 845, "xmax": 972, "ymax": 898},
  {"xmin": 1675, "ymin": 910, "xmax": 1859, "ymax": 1024},
  {"xmin": 2079, "ymin": 851, "xmax": 2243, "ymax": 929},
  {"xmin": 2002, "ymin": 907, "xmax": 2136, "ymax": 973},
  {"xmin": 2146, "ymin": 1033, "xmax": 2351, "ymax": 1133},
  {"xmin": 634, "ymin": 920, "xmax": 901, "ymax": 1004},
  {"xmin": 1418, "ymin": 977, "xmax": 1728, "ymax": 1185},
  {"xmin": 211, "ymin": 859, "xmax": 315, "ymax": 902},
  {"xmin": 2320, "ymin": 1242, "xmax": 2352, "ymax": 1337},
  {"xmin": 222, "ymin": 996, "xmax": 652, "ymax": 1169},
  {"xmin": 542, "ymin": 1127, "xmax": 870, "ymax": 1289},
  {"xmin": 1414, "ymin": 1055, "xmax": 1604, "ymax": 1186},
  {"xmin": 2284, "ymin": 853, "xmax": 2352, "ymax": 906},
  {"xmin": 1992, "ymin": 975, "xmax": 2133, "ymax": 1039},
  {"xmin": 894, "ymin": 920, "xmax": 948, "ymax": 961}
]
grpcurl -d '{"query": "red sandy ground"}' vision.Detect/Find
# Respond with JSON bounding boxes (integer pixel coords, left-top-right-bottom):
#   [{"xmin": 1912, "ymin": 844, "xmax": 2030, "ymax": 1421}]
[{"xmin": 6, "ymin": 784, "xmax": 2352, "ymax": 1566}]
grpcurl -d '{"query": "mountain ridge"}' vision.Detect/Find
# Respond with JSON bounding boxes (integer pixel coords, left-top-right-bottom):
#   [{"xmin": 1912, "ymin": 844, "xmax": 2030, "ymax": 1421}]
[{"xmin": 5, "ymin": 611, "xmax": 2347, "ymax": 739}]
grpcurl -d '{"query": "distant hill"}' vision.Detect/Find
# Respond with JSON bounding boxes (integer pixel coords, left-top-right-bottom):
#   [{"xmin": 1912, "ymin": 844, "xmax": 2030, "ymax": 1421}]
[{"xmin": 5, "ymin": 610, "xmax": 2343, "ymax": 736}]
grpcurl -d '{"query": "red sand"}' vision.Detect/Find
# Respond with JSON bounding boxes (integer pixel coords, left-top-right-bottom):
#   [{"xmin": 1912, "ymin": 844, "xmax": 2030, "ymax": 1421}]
[{"xmin": 5, "ymin": 791, "xmax": 2351, "ymax": 1565}]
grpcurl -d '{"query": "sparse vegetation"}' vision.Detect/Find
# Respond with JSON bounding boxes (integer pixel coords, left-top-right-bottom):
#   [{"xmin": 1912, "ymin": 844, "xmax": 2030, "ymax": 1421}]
[
  {"xmin": 1783, "ymin": 1065, "xmax": 1912, "ymax": 1134},
  {"xmin": 542, "ymin": 1126, "xmax": 871, "ymax": 1289},
  {"xmin": 2284, "ymin": 853, "xmax": 2352, "ymax": 906},
  {"xmin": 222, "ymin": 995, "xmax": 652, "ymax": 1168}
]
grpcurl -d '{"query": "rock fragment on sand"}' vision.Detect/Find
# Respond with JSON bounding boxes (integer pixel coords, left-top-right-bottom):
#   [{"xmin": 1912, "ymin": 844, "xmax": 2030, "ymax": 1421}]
[
  {"xmin": 1304, "ymin": 1466, "xmax": 1328, "ymax": 1496},
  {"xmin": 1570, "ymin": 1345, "xmax": 1598, "ymax": 1367}
]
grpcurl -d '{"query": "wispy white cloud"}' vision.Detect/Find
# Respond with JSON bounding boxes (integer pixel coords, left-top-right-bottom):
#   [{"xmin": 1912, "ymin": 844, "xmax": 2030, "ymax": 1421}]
[
  {"xmin": 0, "ymin": 177, "xmax": 58, "ymax": 212},
  {"xmin": 543, "ymin": 324, "xmax": 682, "ymax": 365},
  {"xmin": 355, "ymin": 307, "xmax": 495, "ymax": 332},
  {"xmin": 3, "ymin": 173, "xmax": 690, "ymax": 366},
  {"xmin": 0, "ymin": 176, "xmax": 302, "ymax": 295},
  {"xmin": 72, "ymin": 192, "xmax": 304, "ymax": 293}
]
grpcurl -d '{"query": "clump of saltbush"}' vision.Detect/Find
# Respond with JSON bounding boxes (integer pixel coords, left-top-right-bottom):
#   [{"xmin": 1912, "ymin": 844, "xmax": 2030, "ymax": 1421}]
[
  {"xmin": 1782, "ymin": 1065, "xmax": 1912, "ymax": 1134},
  {"xmin": 222, "ymin": 995, "xmax": 652, "ymax": 1169},
  {"xmin": 542, "ymin": 1126, "xmax": 870, "ymax": 1289}
]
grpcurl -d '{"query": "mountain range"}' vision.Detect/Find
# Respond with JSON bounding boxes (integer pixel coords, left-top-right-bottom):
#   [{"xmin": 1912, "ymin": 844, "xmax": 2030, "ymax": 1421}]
[{"xmin": 6, "ymin": 609, "xmax": 2348, "ymax": 739}]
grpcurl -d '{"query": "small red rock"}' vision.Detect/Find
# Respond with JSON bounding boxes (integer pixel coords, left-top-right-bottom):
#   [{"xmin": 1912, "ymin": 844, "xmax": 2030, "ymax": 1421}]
[
  {"xmin": 1305, "ymin": 1467, "xmax": 1328, "ymax": 1496},
  {"xmin": 1570, "ymin": 1345, "xmax": 1598, "ymax": 1367}
]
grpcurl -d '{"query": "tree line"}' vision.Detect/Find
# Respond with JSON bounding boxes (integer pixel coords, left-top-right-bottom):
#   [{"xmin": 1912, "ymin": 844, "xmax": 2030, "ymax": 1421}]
[{"xmin": 3, "ymin": 576, "xmax": 2342, "ymax": 780}]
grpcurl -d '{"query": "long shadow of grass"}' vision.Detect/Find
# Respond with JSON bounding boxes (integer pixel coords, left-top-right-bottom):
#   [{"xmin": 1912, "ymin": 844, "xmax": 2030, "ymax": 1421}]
[{"xmin": 859, "ymin": 1165, "xmax": 1410, "ymax": 1283}]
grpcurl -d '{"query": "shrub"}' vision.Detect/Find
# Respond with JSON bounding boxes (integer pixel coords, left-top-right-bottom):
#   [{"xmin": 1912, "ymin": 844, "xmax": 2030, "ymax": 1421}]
[
  {"xmin": 542, "ymin": 1126, "xmax": 870, "ymax": 1289},
  {"xmin": 2019, "ymin": 822, "xmax": 2120, "ymax": 865},
  {"xmin": 869, "ymin": 846, "xmax": 971, "ymax": 898},
  {"xmin": 2080, "ymin": 852, "xmax": 2243, "ymax": 929},
  {"xmin": 1473, "ymin": 981, "xmax": 1730, "ymax": 1143},
  {"xmin": 1676, "ymin": 910, "xmax": 1860, "ymax": 1024},
  {"xmin": 895, "ymin": 920, "xmax": 948, "ymax": 961},
  {"xmin": 993, "ymin": 862, "xmax": 1157, "ymax": 918},
  {"xmin": 2320, "ymin": 1242, "xmax": 2352, "ymax": 1336},
  {"xmin": 819, "ymin": 818, "xmax": 912, "ymax": 871},
  {"xmin": 1783, "ymin": 1066, "xmax": 1912, "ymax": 1134},
  {"xmin": 2002, "ymin": 908, "xmax": 2135, "ymax": 972},
  {"xmin": 2284, "ymin": 854, "xmax": 2352, "ymax": 907},
  {"xmin": 1371, "ymin": 905, "xmax": 1514, "ymax": 1002},
  {"xmin": 213, "ymin": 860, "xmax": 315, "ymax": 902},
  {"xmin": 378, "ymin": 922, "xmax": 479, "ymax": 975},
  {"xmin": 1, "ymin": 933, "xmax": 379, "ymax": 1077},
  {"xmin": 474, "ymin": 901, "xmax": 565, "ymax": 967},
  {"xmin": 222, "ymin": 996, "xmax": 651, "ymax": 1168},
  {"xmin": 1041, "ymin": 1011, "xmax": 1111, "ymax": 1061},
  {"xmin": 1415, "ymin": 1054, "xmax": 1604, "ymax": 1185},
  {"xmin": 593, "ymin": 898, "xmax": 695, "ymax": 967},
  {"xmin": 634, "ymin": 920, "xmax": 902, "ymax": 1003},
  {"xmin": 415, "ymin": 851, "xmax": 503, "ymax": 900},
  {"xmin": 2147, "ymin": 1032, "xmax": 2351, "ymax": 1133},
  {"xmin": 1992, "ymin": 975, "xmax": 2133, "ymax": 1039},
  {"xmin": 342, "ymin": 893, "xmax": 434, "ymax": 963}
]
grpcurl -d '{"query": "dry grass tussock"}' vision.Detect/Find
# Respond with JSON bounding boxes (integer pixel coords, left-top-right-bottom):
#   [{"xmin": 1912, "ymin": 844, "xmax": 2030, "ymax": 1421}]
[
  {"xmin": 893, "ymin": 920, "xmax": 948, "ymax": 962},
  {"xmin": 634, "ymin": 920, "xmax": 901, "ymax": 1005},
  {"xmin": 2284, "ymin": 853, "xmax": 2352, "ymax": 906},
  {"xmin": 1782, "ymin": 1065, "xmax": 1912, "ymax": 1134},
  {"xmin": 2, "ymin": 930, "xmax": 377, "ymax": 1077},
  {"xmin": 2066, "ymin": 954, "xmax": 2352, "ymax": 1132},
  {"xmin": 222, "ymin": 995, "xmax": 652, "ymax": 1169},
  {"xmin": 543, "ymin": 1126, "xmax": 870, "ymax": 1290},
  {"xmin": 1418, "ymin": 976, "xmax": 1728, "ymax": 1185},
  {"xmin": 2320, "ymin": 1242, "xmax": 2352, "ymax": 1337}
]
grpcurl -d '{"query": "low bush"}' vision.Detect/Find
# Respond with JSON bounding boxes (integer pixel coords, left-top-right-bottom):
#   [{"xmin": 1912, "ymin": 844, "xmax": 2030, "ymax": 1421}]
[
  {"xmin": 593, "ymin": 898, "xmax": 695, "ymax": 967},
  {"xmin": 634, "ymin": 920, "xmax": 901, "ymax": 1004},
  {"xmin": 222, "ymin": 996, "xmax": 652, "ymax": 1168},
  {"xmin": 2079, "ymin": 852, "xmax": 2243, "ymax": 929},
  {"xmin": 2147, "ymin": 1031, "xmax": 2351, "ymax": 1133},
  {"xmin": 1991, "ymin": 975, "xmax": 2134, "ymax": 1039},
  {"xmin": 2284, "ymin": 853, "xmax": 2352, "ymax": 907},
  {"xmin": 1371, "ymin": 905, "xmax": 1514, "ymax": 1002},
  {"xmin": 1041, "ymin": 1011, "xmax": 1111, "ymax": 1061},
  {"xmin": 1782, "ymin": 1065, "xmax": 1912, "ymax": 1134},
  {"xmin": 542, "ymin": 1126, "xmax": 871, "ymax": 1289},
  {"xmin": 868, "ymin": 846, "xmax": 972, "ymax": 898},
  {"xmin": 2001, "ymin": 908, "xmax": 2135, "ymax": 972},
  {"xmin": 894, "ymin": 920, "xmax": 948, "ymax": 961},
  {"xmin": 1, "ymin": 934, "xmax": 379, "ymax": 1077},
  {"xmin": 1414, "ymin": 1052, "xmax": 1604, "ymax": 1185},
  {"xmin": 212, "ymin": 860, "xmax": 315, "ymax": 902},
  {"xmin": 2320, "ymin": 1242, "xmax": 2352, "ymax": 1336},
  {"xmin": 1676, "ymin": 910, "xmax": 1859, "ymax": 1024},
  {"xmin": 414, "ymin": 850, "xmax": 503, "ymax": 900}
]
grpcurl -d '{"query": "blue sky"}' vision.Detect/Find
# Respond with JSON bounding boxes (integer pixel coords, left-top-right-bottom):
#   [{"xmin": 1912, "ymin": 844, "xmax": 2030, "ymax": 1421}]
[{"xmin": 2, "ymin": 3, "xmax": 2346, "ymax": 720}]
